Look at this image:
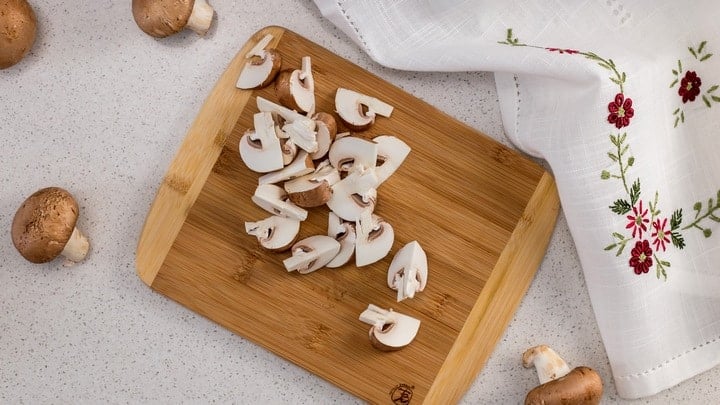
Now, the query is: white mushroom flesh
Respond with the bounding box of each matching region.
[326,170,378,222]
[258,150,314,185]
[355,210,394,267]
[283,235,341,274]
[359,304,420,350]
[245,215,301,251]
[186,0,215,36]
[373,135,411,185]
[522,345,572,384]
[328,136,378,173]
[326,212,356,268]
[239,112,284,173]
[251,184,308,221]
[387,240,428,302]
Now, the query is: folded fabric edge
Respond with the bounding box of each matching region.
[614,335,720,399]
[494,73,544,159]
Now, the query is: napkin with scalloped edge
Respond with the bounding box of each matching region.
[314,0,720,399]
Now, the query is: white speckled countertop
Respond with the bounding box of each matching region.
[1,1,718,403]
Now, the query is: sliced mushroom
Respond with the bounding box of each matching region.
[132,0,214,38]
[0,0,37,69]
[326,170,378,222]
[310,112,337,160]
[251,184,307,221]
[387,241,428,302]
[373,135,411,185]
[11,187,90,265]
[523,345,603,405]
[283,235,341,274]
[326,212,356,268]
[328,136,378,173]
[258,150,314,185]
[239,112,284,173]
[358,304,420,351]
[283,162,340,207]
[335,88,393,131]
[280,138,297,166]
[275,56,315,114]
[236,34,282,90]
[257,96,315,130]
[282,119,318,153]
[245,215,300,252]
[355,210,394,267]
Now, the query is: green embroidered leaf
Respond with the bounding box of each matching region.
[629,179,641,206]
[601,170,611,180]
[669,79,678,88]
[619,132,627,144]
[670,209,683,230]
[610,199,632,215]
[678,59,683,72]
[598,62,611,70]
[610,134,618,146]
[608,152,619,162]
[620,144,629,157]
[671,232,686,249]
[694,201,703,218]
[610,77,621,85]
[709,198,714,211]
[689,47,698,58]
[703,95,712,108]
[621,72,626,83]
[672,107,680,115]
[674,117,680,127]
[608,59,616,67]
[704,228,713,237]
[701,53,713,61]
[672,69,678,75]
[612,232,625,239]
[661,260,671,267]
[604,243,617,251]
[681,110,685,122]
[627,156,635,167]
[712,95,720,102]
[699,40,707,53]
[708,85,719,93]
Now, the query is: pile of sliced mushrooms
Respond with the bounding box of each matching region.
[236,34,428,351]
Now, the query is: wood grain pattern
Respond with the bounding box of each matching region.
[136,26,560,404]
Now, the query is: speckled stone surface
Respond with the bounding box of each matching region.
[1,1,718,403]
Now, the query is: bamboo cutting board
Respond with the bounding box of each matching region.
[136,26,560,404]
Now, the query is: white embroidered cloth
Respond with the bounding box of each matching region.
[314,0,720,399]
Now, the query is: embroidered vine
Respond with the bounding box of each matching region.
[670,41,720,127]
[499,28,720,280]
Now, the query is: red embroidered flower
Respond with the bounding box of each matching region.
[678,71,702,103]
[607,93,634,129]
[546,47,579,54]
[626,200,649,239]
[629,240,653,274]
[652,218,672,252]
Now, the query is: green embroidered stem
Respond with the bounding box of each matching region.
[604,232,632,256]
[581,52,627,93]
[602,133,633,196]
[654,254,670,280]
[682,190,720,237]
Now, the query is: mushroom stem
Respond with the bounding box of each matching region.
[300,56,312,81]
[247,34,274,58]
[60,227,90,264]
[523,345,572,384]
[359,304,395,328]
[397,269,420,301]
[186,0,214,36]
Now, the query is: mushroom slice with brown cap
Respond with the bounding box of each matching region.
[387,241,428,302]
[258,150,314,185]
[282,120,318,154]
[245,215,300,252]
[11,187,90,265]
[236,34,282,89]
[326,170,378,222]
[257,96,315,130]
[283,161,340,207]
[132,0,215,38]
[283,235,341,274]
[310,112,337,160]
[335,88,393,131]
[355,210,394,267]
[239,112,284,173]
[359,304,420,351]
[328,136,378,173]
[373,135,411,186]
[326,212,356,268]
[0,0,37,69]
[280,138,297,166]
[251,184,308,221]
[523,345,603,405]
[275,56,315,114]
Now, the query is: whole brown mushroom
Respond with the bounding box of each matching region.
[11,187,90,265]
[132,0,214,38]
[0,0,37,69]
[523,345,603,405]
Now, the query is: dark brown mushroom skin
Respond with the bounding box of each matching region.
[0,0,37,69]
[11,187,79,263]
[131,0,194,38]
[525,366,603,405]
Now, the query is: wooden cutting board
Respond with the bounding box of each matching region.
[136,26,560,404]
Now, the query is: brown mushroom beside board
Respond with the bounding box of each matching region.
[11,187,90,265]
[0,0,37,69]
[523,345,603,405]
[131,0,214,38]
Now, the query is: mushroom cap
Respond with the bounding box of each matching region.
[11,187,79,263]
[131,0,195,38]
[525,366,603,405]
[0,0,37,69]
